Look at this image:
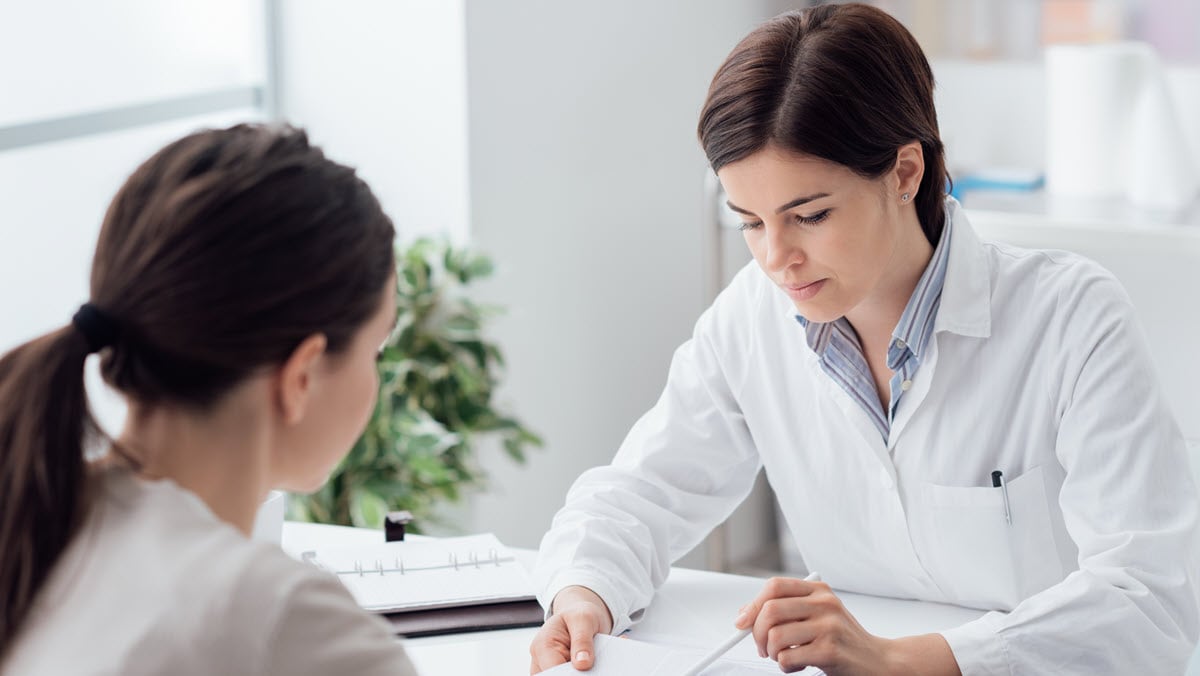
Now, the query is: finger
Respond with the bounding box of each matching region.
[739,576,825,629]
[775,640,830,674]
[751,576,826,607]
[777,648,811,675]
[765,619,821,663]
[751,597,815,659]
[530,642,570,673]
[743,577,829,654]
[530,641,570,672]
[529,619,572,673]
[734,578,792,633]
[563,610,601,670]
[734,602,754,630]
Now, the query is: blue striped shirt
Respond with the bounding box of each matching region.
[796,212,953,440]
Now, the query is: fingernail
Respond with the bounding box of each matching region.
[735,611,749,627]
[575,650,591,663]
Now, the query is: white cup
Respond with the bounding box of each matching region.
[251,490,287,544]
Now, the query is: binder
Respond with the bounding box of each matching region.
[302,533,544,636]
[383,599,544,638]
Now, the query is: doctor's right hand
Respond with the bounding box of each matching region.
[529,586,614,674]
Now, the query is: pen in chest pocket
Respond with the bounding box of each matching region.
[991,470,1012,525]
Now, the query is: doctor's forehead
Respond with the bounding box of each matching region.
[718,148,856,211]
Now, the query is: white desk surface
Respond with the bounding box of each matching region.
[282,522,986,674]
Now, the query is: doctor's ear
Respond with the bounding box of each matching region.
[275,333,328,425]
[892,141,925,203]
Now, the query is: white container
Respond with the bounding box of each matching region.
[1045,41,1198,209]
[1044,42,1145,198]
[1126,52,1200,210]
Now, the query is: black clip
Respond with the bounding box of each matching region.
[385,510,414,542]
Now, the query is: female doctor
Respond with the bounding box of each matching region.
[529,4,1200,675]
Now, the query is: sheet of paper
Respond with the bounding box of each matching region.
[308,533,536,611]
[540,635,824,675]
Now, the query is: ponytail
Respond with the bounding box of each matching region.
[0,324,99,654]
[0,123,397,654]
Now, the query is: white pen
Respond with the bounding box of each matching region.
[679,571,821,676]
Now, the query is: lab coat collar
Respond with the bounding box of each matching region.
[933,197,992,339]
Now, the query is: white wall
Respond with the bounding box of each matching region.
[459,1,779,560]
[0,1,266,433]
[0,0,263,126]
[274,0,471,242]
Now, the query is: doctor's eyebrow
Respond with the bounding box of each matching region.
[726,192,832,216]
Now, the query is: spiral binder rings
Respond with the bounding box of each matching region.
[302,533,543,636]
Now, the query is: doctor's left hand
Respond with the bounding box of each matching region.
[737,577,961,676]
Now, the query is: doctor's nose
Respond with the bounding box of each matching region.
[762,225,805,273]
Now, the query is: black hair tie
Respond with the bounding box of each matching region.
[71,303,119,354]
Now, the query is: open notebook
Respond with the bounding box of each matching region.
[302,533,543,635]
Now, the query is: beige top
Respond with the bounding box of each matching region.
[4,468,418,676]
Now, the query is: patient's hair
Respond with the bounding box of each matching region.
[697,2,949,245]
[0,124,395,652]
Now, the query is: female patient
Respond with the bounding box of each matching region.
[0,124,417,674]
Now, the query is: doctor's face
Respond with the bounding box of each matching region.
[718,145,900,323]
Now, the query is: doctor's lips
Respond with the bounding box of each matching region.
[783,278,827,301]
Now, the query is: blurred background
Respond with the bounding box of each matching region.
[2,0,1199,578]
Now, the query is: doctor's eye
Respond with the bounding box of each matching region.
[795,209,831,226]
[738,220,763,232]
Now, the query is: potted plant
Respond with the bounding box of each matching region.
[288,238,541,531]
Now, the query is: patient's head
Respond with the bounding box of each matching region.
[92,123,394,409]
[0,123,395,651]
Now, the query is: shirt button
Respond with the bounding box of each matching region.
[901,379,913,391]
[893,339,906,349]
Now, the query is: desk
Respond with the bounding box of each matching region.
[283,522,985,673]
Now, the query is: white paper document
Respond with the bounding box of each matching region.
[541,635,824,675]
[305,533,535,612]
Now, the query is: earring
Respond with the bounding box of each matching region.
[901,193,911,202]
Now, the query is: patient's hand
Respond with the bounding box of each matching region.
[529,586,614,674]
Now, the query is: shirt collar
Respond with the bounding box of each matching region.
[886,203,953,368]
[795,314,822,349]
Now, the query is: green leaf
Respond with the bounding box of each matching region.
[349,487,390,529]
[299,237,540,528]
[502,437,527,463]
[463,254,494,282]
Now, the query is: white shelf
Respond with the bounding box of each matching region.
[960,189,1200,230]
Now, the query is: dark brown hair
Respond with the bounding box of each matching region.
[698,2,949,244]
[0,123,395,651]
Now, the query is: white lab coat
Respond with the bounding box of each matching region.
[534,200,1200,674]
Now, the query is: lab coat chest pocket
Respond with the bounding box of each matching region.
[918,465,1063,610]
